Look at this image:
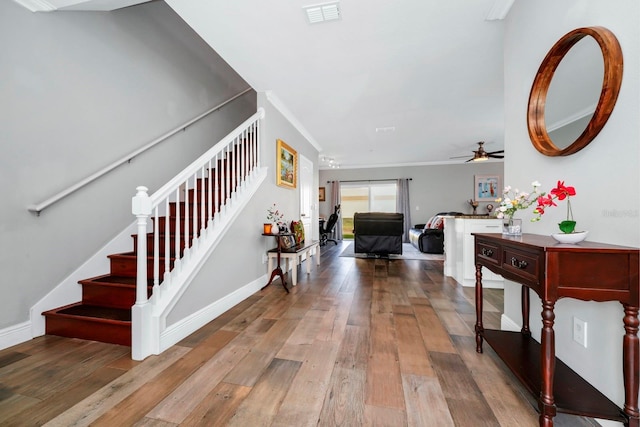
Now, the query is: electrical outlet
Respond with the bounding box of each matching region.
[262,253,268,264]
[573,317,587,348]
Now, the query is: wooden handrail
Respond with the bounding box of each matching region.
[27,87,253,215]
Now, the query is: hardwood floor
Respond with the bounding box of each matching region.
[0,241,599,426]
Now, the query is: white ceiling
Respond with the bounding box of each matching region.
[17,0,514,168]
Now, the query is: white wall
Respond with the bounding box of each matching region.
[319,162,504,224]
[0,1,255,330]
[504,1,639,424]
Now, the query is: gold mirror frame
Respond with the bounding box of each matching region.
[527,26,623,156]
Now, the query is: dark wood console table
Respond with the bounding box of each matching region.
[473,233,639,427]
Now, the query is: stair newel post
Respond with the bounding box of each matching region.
[131,186,153,361]
[132,186,151,305]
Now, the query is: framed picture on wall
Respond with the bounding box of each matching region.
[276,139,297,189]
[474,175,501,202]
[319,187,326,202]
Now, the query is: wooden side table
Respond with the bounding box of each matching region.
[261,233,293,293]
[473,233,639,427]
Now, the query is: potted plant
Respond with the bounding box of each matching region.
[533,181,586,243]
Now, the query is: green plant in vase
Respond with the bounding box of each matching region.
[532,181,577,233]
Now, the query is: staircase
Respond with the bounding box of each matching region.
[42,110,266,353]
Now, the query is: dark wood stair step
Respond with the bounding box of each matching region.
[108,252,175,278]
[79,274,153,309]
[43,303,131,346]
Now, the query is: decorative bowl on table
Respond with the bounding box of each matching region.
[551,231,588,244]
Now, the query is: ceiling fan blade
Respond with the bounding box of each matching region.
[450,155,473,159]
[487,150,504,155]
[488,154,504,158]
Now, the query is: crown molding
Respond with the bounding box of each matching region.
[12,0,149,12]
[485,0,515,21]
[13,0,56,12]
[264,91,323,153]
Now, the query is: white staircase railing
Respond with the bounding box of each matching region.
[131,108,266,360]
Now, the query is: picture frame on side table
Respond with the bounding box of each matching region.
[474,175,501,202]
[277,139,297,188]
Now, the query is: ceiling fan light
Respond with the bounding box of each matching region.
[473,156,488,162]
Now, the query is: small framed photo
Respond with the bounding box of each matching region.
[276,139,297,189]
[319,187,326,202]
[474,175,501,202]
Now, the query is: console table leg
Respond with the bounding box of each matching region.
[522,285,531,336]
[623,304,639,427]
[475,264,484,353]
[539,300,557,427]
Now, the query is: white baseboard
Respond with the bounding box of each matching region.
[159,274,267,353]
[500,313,521,331]
[0,321,32,351]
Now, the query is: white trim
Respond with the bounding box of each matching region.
[321,158,504,170]
[0,321,32,350]
[500,313,521,332]
[12,0,56,12]
[546,103,598,132]
[265,91,323,152]
[485,0,515,21]
[158,274,267,353]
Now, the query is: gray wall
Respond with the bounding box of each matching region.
[504,0,639,420]
[167,92,319,323]
[319,162,504,225]
[0,1,255,329]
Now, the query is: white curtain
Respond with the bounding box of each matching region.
[330,180,343,240]
[397,178,412,243]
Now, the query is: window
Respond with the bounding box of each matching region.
[340,182,397,238]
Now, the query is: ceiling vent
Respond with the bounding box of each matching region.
[304,2,341,24]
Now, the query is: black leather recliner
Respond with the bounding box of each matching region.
[353,212,404,255]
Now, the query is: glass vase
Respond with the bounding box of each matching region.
[502,217,522,236]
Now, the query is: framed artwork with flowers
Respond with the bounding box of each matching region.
[474,175,501,202]
[276,139,297,189]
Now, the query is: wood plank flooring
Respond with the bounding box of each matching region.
[0,241,599,426]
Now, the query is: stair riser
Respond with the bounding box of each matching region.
[169,202,216,219]
[82,283,139,309]
[132,234,187,258]
[109,255,174,278]
[152,217,202,238]
[45,316,131,346]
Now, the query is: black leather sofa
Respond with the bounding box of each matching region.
[409,212,463,254]
[353,212,404,255]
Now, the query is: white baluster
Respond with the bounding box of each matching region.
[164,198,170,284]
[174,187,181,273]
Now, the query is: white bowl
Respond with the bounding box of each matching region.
[551,231,588,244]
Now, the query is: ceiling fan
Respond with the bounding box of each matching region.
[451,141,504,162]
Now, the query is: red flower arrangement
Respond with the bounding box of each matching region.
[532,181,577,233]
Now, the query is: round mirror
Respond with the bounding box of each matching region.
[527,27,623,156]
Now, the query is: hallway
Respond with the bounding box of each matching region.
[0,241,596,426]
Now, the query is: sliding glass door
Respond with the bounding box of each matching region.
[340,182,397,238]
